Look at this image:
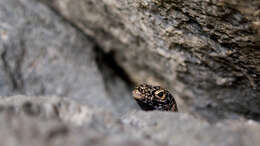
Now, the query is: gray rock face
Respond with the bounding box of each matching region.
[0,95,260,146]
[0,95,155,146]
[1,0,260,145]
[0,0,138,115]
[40,0,260,121]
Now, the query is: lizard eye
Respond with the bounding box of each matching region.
[155,90,166,100]
[157,92,164,97]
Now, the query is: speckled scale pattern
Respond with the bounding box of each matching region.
[132,84,178,112]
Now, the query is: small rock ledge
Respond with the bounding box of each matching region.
[0,95,259,146]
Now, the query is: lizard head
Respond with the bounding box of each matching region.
[132,84,178,112]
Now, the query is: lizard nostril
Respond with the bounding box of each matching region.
[132,89,143,99]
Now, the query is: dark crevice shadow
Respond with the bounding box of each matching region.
[93,45,139,114]
[93,45,135,90]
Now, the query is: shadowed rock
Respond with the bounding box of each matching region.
[39,0,260,122]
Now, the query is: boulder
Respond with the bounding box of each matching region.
[40,0,260,121]
[0,0,138,115]
[0,95,259,146]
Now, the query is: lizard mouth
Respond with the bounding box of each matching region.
[132,89,143,99]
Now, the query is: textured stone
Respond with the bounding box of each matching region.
[0,95,260,146]
[0,0,138,115]
[1,0,260,144]
[40,0,260,122]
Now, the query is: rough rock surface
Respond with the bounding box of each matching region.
[0,95,260,146]
[1,0,260,145]
[0,0,138,115]
[40,0,260,121]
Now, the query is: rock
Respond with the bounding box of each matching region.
[123,111,260,146]
[0,95,168,146]
[0,0,138,115]
[40,0,260,122]
[0,95,114,125]
[0,95,260,146]
[1,0,260,144]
